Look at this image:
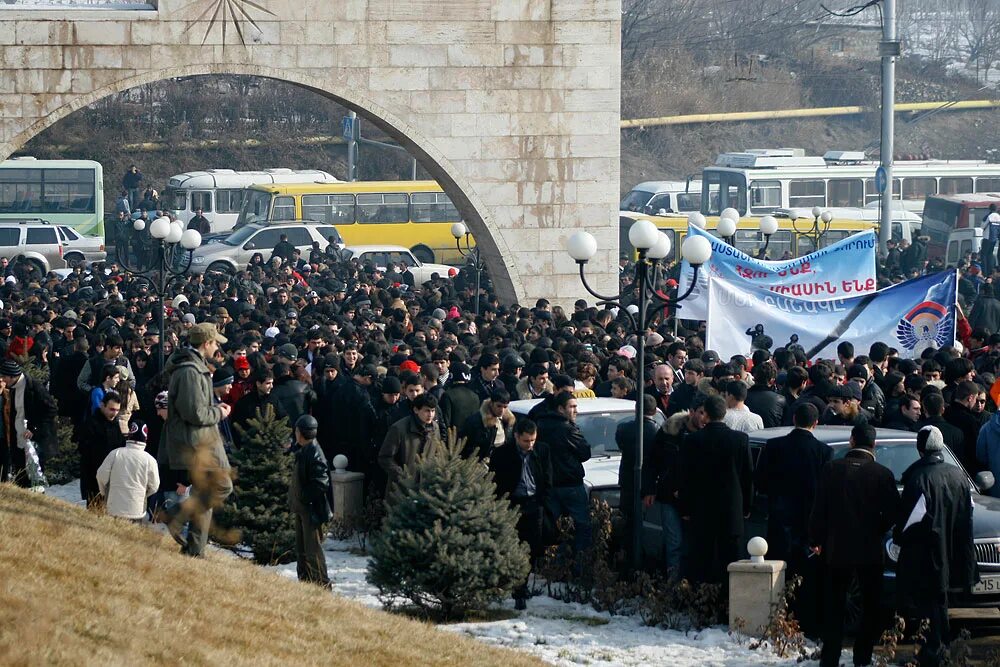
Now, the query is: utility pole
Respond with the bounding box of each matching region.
[346,110,357,182]
[878,0,899,257]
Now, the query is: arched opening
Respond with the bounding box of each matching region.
[1,64,524,303]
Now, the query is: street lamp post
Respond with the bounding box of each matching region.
[790,206,834,252]
[116,216,202,371]
[567,220,712,571]
[450,222,484,317]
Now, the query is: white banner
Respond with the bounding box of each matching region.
[677,225,878,320]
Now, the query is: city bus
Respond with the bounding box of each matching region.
[234,181,466,263]
[0,157,105,237]
[700,149,1000,218]
[163,168,337,233]
[619,209,914,262]
[921,192,1000,258]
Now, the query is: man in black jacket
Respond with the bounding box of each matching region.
[327,365,377,472]
[470,352,503,401]
[230,367,283,449]
[288,415,332,588]
[459,389,514,460]
[615,394,660,563]
[745,361,786,428]
[664,359,704,417]
[489,418,551,609]
[944,380,986,475]
[270,361,316,426]
[754,402,831,633]
[439,362,480,431]
[809,424,899,667]
[76,391,126,506]
[883,395,922,432]
[678,394,753,585]
[919,391,964,458]
[0,359,59,487]
[894,426,978,666]
[536,392,592,556]
[271,234,296,265]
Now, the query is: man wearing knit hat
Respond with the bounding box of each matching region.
[96,423,160,522]
[0,359,57,487]
[894,426,978,666]
[162,322,232,557]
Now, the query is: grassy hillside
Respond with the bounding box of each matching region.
[0,485,543,667]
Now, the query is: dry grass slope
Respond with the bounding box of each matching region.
[0,485,543,667]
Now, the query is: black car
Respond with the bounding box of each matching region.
[747,427,1000,612]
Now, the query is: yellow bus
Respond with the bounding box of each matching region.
[618,211,911,261]
[234,180,466,263]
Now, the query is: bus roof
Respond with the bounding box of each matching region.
[1,157,103,170]
[631,180,702,192]
[245,180,445,195]
[926,192,1000,205]
[166,169,337,189]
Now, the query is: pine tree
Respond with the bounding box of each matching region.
[216,406,296,565]
[366,438,530,620]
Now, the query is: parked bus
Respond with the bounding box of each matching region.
[619,209,914,262]
[163,168,337,233]
[921,192,1000,258]
[0,157,104,237]
[234,181,465,263]
[700,149,1000,218]
[620,179,702,215]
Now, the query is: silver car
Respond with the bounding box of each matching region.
[58,225,106,266]
[189,221,344,274]
[0,219,67,273]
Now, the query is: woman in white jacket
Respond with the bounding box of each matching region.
[96,423,160,521]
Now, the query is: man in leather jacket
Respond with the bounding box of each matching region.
[270,361,316,425]
[289,414,332,587]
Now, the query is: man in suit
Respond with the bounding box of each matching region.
[678,394,753,585]
[489,418,551,610]
[809,424,899,667]
[754,402,831,633]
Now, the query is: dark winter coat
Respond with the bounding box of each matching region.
[918,416,965,461]
[754,427,832,561]
[78,412,126,483]
[439,382,480,431]
[809,449,899,567]
[271,240,296,264]
[490,439,551,501]
[900,238,928,274]
[161,348,228,472]
[378,415,443,485]
[664,381,698,417]
[230,390,284,449]
[470,372,502,402]
[745,385,786,428]
[678,421,753,537]
[327,379,376,458]
[615,415,660,516]
[649,412,693,504]
[535,410,590,488]
[894,452,978,608]
[459,399,515,460]
[289,439,333,527]
[945,403,986,474]
[3,374,58,458]
[861,381,886,426]
[270,375,316,425]
[970,295,1000,334]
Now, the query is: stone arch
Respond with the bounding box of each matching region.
[1,63,526,303]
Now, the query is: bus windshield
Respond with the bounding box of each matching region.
[922,198,961,248]
[701,169,746,216]
[163,188,186,211]
[620,189,654,212]
[236,190,272,229]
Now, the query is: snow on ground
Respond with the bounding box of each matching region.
[44,479,815,665]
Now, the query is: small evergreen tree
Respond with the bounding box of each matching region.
[367,438,530,620]
[216,406,295,565]
[42,416,79,486]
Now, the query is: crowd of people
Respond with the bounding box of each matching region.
[0,222,998,665]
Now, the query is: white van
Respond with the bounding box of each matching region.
[620,180,701,215]
[163,169,337,233]
[946,227,982,267]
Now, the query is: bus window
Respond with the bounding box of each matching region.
[789,180,826,209]
[411,192,460,222]
[749,180,781,213]
[357,193,408,223]
[42,169,96,213]
[901,177,936,200]
[237,190,272,227]
[820,231,849,248]
[975,177,1000,192]
[827,179,864,207]
[864,177,901,205]
[733,229,791,259]
[970,207,991,228]
[216,189,246,214]
[302,194,355,224]
[190,191,213,212]
[165,189,187,211]
[272,196,295,221]
[675,192,700,212]
[921,198,959,248]
[939,177,973,195]
[701,170,746,215]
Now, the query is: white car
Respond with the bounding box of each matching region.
[188,222,344,275]
[58,226,107,266]
[344,245,453,284]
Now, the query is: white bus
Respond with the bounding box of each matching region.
[700,149,1000,218]
[163,168,337,233]
[0,157,104,237]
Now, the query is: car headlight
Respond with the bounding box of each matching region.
[192,256,205,264]
[885,538,900,563]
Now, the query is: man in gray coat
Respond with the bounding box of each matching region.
[163,322,233,557]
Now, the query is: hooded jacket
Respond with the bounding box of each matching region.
[161,348,228,472]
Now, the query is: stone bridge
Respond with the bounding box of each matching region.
[0,0,620,305]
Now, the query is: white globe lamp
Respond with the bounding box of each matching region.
[647,232,672,260]
[720,207,740,222]
[747,536,768,563]
[149,216,171,240]
[133,219,146,232]
[166,222,183,244]
[821,210,834,224]
[759,215,779,236]
[687,212,707,229]
[681,234,712,266]
[628,219,660,250]
[811,205,823,219]
[566,231,598,263]
[450,222,467,239]
[717,215,737,238]
[180,229,202,251]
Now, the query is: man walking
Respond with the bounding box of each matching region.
[809,424,899,667]
[678,394,753,585]
[894,426,978,666]
[162,323,233,557]
[289,414,333,588]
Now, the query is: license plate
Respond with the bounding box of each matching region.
[973,576,1000,594]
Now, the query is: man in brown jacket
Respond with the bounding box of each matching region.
[378,393,443,487]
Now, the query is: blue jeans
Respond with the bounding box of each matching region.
[658,502,683,579]
[548,484,592,555]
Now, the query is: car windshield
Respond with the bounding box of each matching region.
[222,226,259,246]
[619,189,654,212]
[576,412,632,457]
[829,442,966,484]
